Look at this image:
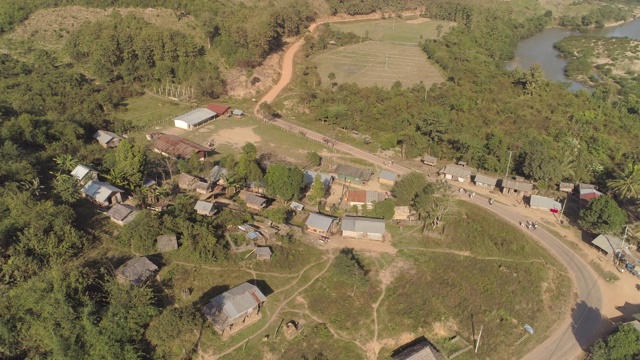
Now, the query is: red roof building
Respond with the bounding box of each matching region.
[207,103,231,115]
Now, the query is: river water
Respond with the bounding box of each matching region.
[507,17,640,91]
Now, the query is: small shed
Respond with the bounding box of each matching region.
[239,191,267,210]
[305,212,337,236]
[255,247,272,260]
[502,179,533,198]
[174,108,217,130]
[209,165,229,185]
[529,195,561,211]
[157,234,178,252]
[290,202,304,211]
[591,234,624,256]
[115,257,158,286]
[107,204,138,226]
[422,154,438,166]
[346,189,386,208]
[341,216,386,241]
[195,200,216,216]
[93,130,122,148]
[393,340,444,360]
[559,182,574,193]
[303,170,334,188]
[580,188,603,203]
[82,180,124,206]
[393,206,415,221]
[202,282,267,336]
[232,109,244,117]
[440,164,471,183]
[379,170,399,186]
[70,164,98,184]
[474,173,498,189]
[207,103,231,116]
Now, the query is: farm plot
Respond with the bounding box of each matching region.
[313,41,444,89]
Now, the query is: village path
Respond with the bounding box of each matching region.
[253,11,607,360]
[207,253,335,360]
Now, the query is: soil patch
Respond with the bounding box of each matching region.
[208,126,262,149]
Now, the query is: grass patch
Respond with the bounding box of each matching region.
[119,93,194,129]
[330,18,455,43]
[312,41,444,89]
[589,260,620,283]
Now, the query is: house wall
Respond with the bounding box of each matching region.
[107,193,123,206]
[107,139,120,148]
[110,218,126,226]
[196,209,213,216]
[379,178,395,186]
[367,232,384,241]
[342,230,384,240]
[174,120,191,130]
[475,182,493,189]
[306,225,328,236]
[247,203,264,211]
[502,188,527,197]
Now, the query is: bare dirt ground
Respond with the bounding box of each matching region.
[206,126,262,149]
[322,235,397,255]
[224,52,282,98]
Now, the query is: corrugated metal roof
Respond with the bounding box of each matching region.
[529,195,561,210]
[502,179,533,191]
[71,164,92,180]
[207,103,231,114]
[107,204,136,222]
[203,282,267,329]
[195,200,215,213]
[93,130,121,144]
[115,257,158,286]
[157,234,178,252]
[82,180,123,203]
[474,173,498,186]
[248,231,262,240]
[209,165,228,183]
[422,154,438,164]
[333,164,372,181]
[580,188,602,201]
[393,341,443,360]
[232,109,244,115]
[441,164,471,178]
[341,216,386,234]
[255,247,272,256]
[303,170,334,186]
[153,134,210,159]
[379,170,398,182]
[174,108,216,126]
[346,189,385,204]
[306,212,336,231]
[591,234,624,255]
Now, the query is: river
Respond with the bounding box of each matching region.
[507,17,640,91]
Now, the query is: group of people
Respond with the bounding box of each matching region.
[520,220,538,230]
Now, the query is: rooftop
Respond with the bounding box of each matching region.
[70,164,93,180]
[115,257,158,286]
[209,165,228,183]
[207,103,231,114]
[502,179,533,191]
[174,108,216,126]
[529,195,561,210]
[107,204,137,223]
[93,130,121,144]
[379,170,399,182]
[332,164,372,181]
[591,234,624,255]
[153,134,210,159]
[393,341,443,360]
[157,234,178,252]
[82,180,124,203]
[255,247,272,257]
[306,212,336,231]
[195,200,215,213]
[341,216,386,234]
[474,173,498,186]
[347,189,386,204]
[441,164,471,178]
[202,282,267,329]
[303,170,334,186]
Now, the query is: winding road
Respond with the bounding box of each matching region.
[253,16,606,360]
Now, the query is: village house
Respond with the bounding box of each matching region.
[176,173,211,194]
[255,247,272,260]
[559,182,574,193]
[305,212,337,236]
[194,200,217,216]
[81,180,124,207]
[207,103,231,116]
[153,134,210,160]
[529,195,562,211]
[580,188,603,203]
[107,204,138,226]
[157,234,178,253]
[70,164,98,184]
[393,340,444,360]
[330,164,372,184]
[341,216,386,241]
[440,164,472,183]
[501,179,533,198]
[303,170,334,188]
[173,108,217,130]
[238,190,267,211]
[290,201,304,211]
[232,109,244,118]
[421,154,438,166]
[202,282,267,337]
[209,165,229,185]
[115,257,158,286]
[378,170,399,186]
[473,173,498,189]
[346,189,386,208]
[591,234,625,256]
[93,130,122,148]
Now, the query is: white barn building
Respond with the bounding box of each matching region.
[174,108,217,130]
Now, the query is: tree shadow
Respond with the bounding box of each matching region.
[571,300,611,350]
[610,302,640,324]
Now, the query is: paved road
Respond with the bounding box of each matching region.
[253,17,606,360]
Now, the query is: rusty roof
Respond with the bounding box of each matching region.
[153,134,210,159]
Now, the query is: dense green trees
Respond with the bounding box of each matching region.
[392,172,428,206]
[264,164,305,202]
[589,323,640,360]
[580,196,628,234]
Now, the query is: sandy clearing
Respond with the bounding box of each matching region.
[207,126,261,149]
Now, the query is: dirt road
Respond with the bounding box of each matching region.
[253,14,606,360]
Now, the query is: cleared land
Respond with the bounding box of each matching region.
[119,93,194,130]
[313,41,444,89]
[330,17,455,43]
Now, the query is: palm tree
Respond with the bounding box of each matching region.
[608,161,640,199]
[53,154,78,172]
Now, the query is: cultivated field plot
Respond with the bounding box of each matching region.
[330,17,455,43]
[313,41,444,88]
[119,94,193,130]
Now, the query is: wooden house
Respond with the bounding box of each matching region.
[93,130,122,148]
[474,173,498,189]
[255,247,272,260]
[70,164,98,184]
[115,257,158,286]
[194,200,217,216]
[341,216,386,241]
[202,282,267,337]
[378,170,399,186]
[107,204,138,226]
[81,180,124,206]
[421,154,438,166]
[440,164,472,183]
[305,212,337,236]
[501,179,533,198]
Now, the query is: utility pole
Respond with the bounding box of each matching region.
[475,325,484,353]
[617,225,629,267]
[385,53,389,70]
[504,151,513,178]
[558,197,567,223]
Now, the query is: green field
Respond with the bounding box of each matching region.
[119,93,194,129]
[330,18,455,43]
[313,41,444,89]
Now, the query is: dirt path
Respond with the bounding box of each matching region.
[205,254,335,359]
[170,260,300,277]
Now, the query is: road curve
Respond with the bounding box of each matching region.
[253,18,606,360]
